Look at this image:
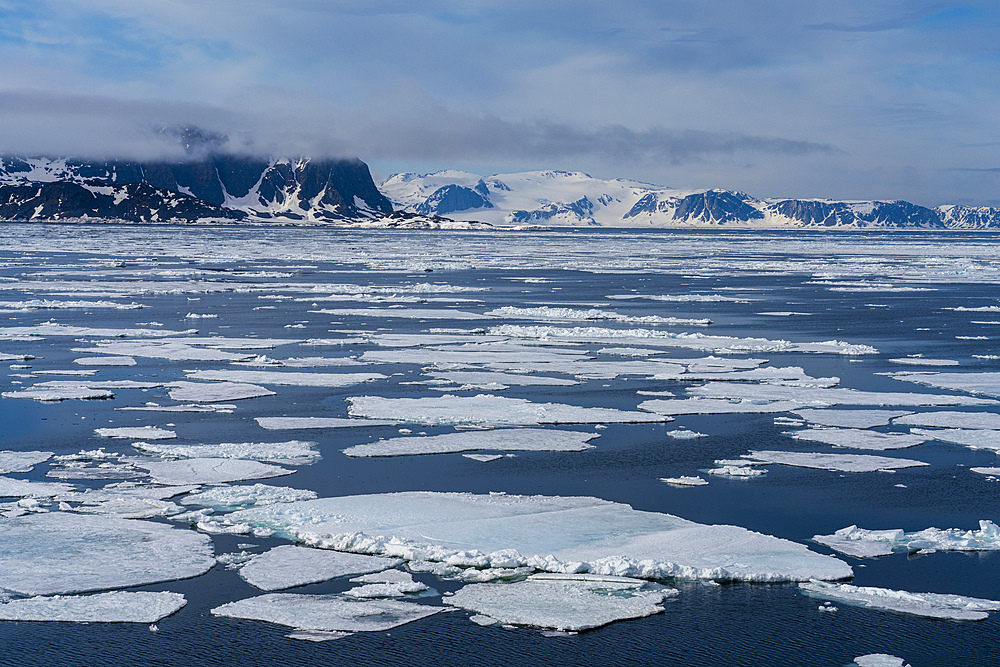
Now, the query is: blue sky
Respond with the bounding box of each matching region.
[0,1,998,205]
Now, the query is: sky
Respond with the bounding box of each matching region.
[0,1,998,206]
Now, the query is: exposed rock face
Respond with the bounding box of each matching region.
[0,155,393,223]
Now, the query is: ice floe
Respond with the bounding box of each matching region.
[909,428,1000,452]
[799,581,1000,621]
[167,381,276,403]
[0,451,52,474]
[181,483,317,510]
[660,476,708,486]
[485,306,710,326]
[639,398,806,415]
[445,573,676,631]
[139,458,294,486]
[185,369,387,387]
[0,591,186,623]
[132,440,319,465]
[0,477,77,498]
[342,429,599,458]
[226,491,851,582]
[238,545,402,591]
[813,520,1000,558]
[0,512,214,595]
[893,411,1000,430]
[707,466,766,477]
[741,451,928,472]
[95,426,177,440]
[313,307,492,320]
[348,394,672,425]
[854,655,910,667]
[792,409,913,429]
[255,417,397,430]
[888,358,959,367]
[427,371,578,387]
[890,371,1000,398]
[688,383,996,407]
[787,428,928,451]
[211,594,441,633]
[73,356,137,366]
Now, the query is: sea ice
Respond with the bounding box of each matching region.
[238,545,402,591]
[185,369,387,387]
[792,409,913,429]
[854,655,910,667]
[786,428,927,451]
[660,476,708,486]
[167,381,276,403]
[255,417,398,430]
[888,358,959,367]
[139,458,294,485]
[707,466,766,477]
[688,383,995,407]
[0,591,186,623]
[742,451,928,472]
[463,454,503,462]
[428,371,578,387]
[445,573,676,631]
[119,403,237,413]
[313,307,492,320]
[639,398,806,415]
[210,594,441,632]
[95,426,177,440]
[485,306,710,326]
[893,411,1000,430]
[908,429,1000,453]
[73,356,137,366]
[0,512,214,595]
[181,483,318,509]
[799,581,1000,621]
[348,394,672,425]
[813,520,1000,558]
[0,451,52,474]
[0,477,76,498]
[970,467,1000,476]
[132,440,319,465]
[227,491,851,582]
[889,371,1000,398]
[342,429,599,458]
[2,383,115,401]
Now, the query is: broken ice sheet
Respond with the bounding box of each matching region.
[181,483,317,510]
[167,381,275,403]
[139,458,294,485]
[792,409,914,429]
[184,369,387,387]
[342,429,598,458]
[813,520,1000,558]
[238,545,402,591]
[348,394,671,425]
[799,581,1000,621]
[132,440,319,465]
[210,594,441,632]
[95,426,177,440]
[255,417,397,430]
[0,451,52,474]
[0,512,214,595]
[786,428,928,451]
[0,591,186,623]
[742,451,928,472]
[227,491,851,582]
[445,573,676,631]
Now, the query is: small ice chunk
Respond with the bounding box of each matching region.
[463,454,503,462]
[793,409,913,429]
[255,417,397,430]
[787,428,927,451]
[800,581,1000,620]
[95,426,176,440]
[743,451,928,473]
[343,429,599,458]
[211,594,441,632]
[854,655,910,667]
[285,629,352,642]
[445,573,677,631]
[343,580,431,598]
[0,591,186,623]
[238,545,402,591]
[665,429,707,439]
[0,451,53,474]
[659,476,708,486]
[140,458,294,485]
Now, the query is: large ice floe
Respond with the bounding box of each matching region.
[210,594,441,634]
[238,545,402,591]
[223,491,851,582]
[799,581,1000,621]
[813,520,1000,558]
[0,512,214,595]
[786,428,928,451]
[342,429,599,458]
[0,591,186,623]
[132,440,319,465]
[445,573,677,631]
[347,395,671,425]
[741,451,928,472]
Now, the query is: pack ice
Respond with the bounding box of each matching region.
[0,512,214,595]
[226,491,851,582]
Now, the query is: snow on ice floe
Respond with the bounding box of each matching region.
[0,591,186,623]
[167,381,276,403]
[792,409,913,429]
[813,520,1000,558]
[484,306,711,326]
[225,491,851,582]
[854,655,910,667]
[181,483,317,510]
[255,417,397,430]
[184,369,386,387]
[786,428,928,451]
[342,429,599,458]
[238,545,402,591]
[890,371,1000,397]
[910,429,1000,453]
[445,573,676,631]
[687,382,997,407]
[488,325,878,355]
[742,451,928,472]
[139,458,294,486]
[639,398,806,415]
[210,594,441,633]
[73,356,137,366]
[133,440,319,465]
[0,451,52,474]
[95,426,176,440]
[347,394,672,425]
[0,512,214,595]
[312,307,493,320]
[799,581,1000,621]
[893,411,1000,430]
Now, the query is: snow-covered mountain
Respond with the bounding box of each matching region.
[380,170,1000,229]
[0,155,394,223]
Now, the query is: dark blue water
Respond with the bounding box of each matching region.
[2,226,1000,666]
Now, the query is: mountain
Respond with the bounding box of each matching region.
[0,155,394,223]
[380,170,1000,229]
